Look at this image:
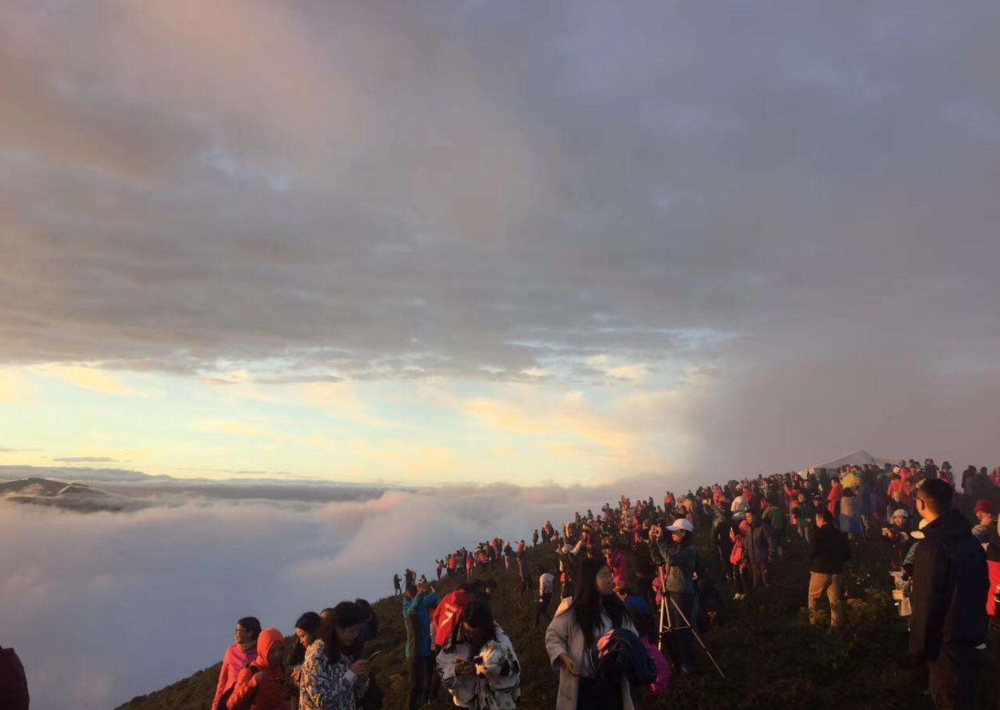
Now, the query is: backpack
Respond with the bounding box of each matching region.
[0,646,29,710]
[729,538,745,566]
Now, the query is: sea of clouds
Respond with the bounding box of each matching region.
[0,479,658,710]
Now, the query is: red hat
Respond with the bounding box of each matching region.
[974,500,997,516]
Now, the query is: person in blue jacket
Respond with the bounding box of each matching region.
[404,580,439,710]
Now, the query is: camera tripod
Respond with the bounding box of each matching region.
[656,565,725,678]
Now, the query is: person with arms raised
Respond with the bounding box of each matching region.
[404,580,439,710]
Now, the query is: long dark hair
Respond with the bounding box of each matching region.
[572,558,629,647]
[448,599,497,652]
[325,601,364,663]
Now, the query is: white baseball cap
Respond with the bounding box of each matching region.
[666,518,694,533]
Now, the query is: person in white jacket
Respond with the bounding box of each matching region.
[545,557,637,710]
[437,600,520,709]
[731,495,748,521]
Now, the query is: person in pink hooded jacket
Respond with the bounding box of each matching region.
[228,628,289,710]
[212,617,261,710]
[827,478,844,521]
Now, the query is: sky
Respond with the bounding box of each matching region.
[3,0,1000,486]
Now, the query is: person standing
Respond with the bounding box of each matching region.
[761,501,786,558]
[296,609,370,710]
[911,479,988,710]
[742,509,771,591]
[212,617,261,710]
[807,510,850,628]
[535,563,555,627]
[545,558,638,710]
[227,628,288,710]
[436,600,520,709]
[393,574,402,596]
[791,492,816,545]
[649,519,699,673]
[712,509,734,582]
[517,553,530,596]
[403,581,439,710]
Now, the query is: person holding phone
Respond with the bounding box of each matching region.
[437,600,520,709]
[297,605,371,710]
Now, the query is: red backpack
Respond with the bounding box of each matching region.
[431,590,471,647]
[0,645,29,710]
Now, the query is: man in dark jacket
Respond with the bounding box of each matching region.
[911,478,988,710]
[743,509,771,590]
[711,509,734,581]
[807,509,851,628]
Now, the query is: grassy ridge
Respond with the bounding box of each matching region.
[116,528,998,710]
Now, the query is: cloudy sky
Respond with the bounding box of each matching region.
[3,0,1000,486]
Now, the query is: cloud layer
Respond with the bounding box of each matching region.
[0,482,639,710]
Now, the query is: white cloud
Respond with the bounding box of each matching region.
[37,365,149,398]
[0,480,661,710]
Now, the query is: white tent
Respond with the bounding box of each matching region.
[808,449,892,472]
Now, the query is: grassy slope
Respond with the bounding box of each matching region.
[115,529,999,710]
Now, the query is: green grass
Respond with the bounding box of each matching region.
[115,529,998,710]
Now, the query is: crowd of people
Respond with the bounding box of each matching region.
[202,456,998,710]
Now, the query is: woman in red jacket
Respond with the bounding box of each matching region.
[228,628,289,710]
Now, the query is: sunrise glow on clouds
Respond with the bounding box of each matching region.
[0,357,699,485]
[3,0,1000,485]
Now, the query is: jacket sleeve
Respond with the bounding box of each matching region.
[544,612,571,668]
[225,668,255,710]
[211,655,232,710]
[437,646,477,704]
[422,591,439,611]
[300,650,338,708]
[807,530,820,562]
[909,539,949,661]
[403,592,423,618]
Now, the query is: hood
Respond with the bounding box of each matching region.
[255,628,285,670]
